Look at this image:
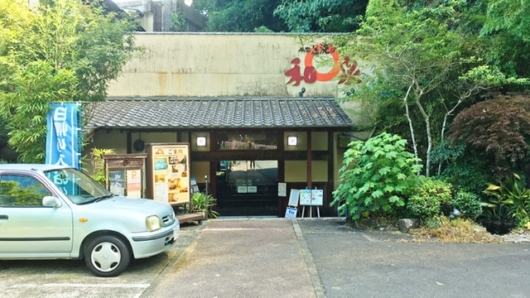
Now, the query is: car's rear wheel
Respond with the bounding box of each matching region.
[84,235,130,277]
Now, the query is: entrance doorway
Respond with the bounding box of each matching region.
[216,160,278,216]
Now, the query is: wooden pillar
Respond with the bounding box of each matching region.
[307,130,312,188]
[126,131,132,153]
[209,131,217,198]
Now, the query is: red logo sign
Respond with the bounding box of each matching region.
[285,43,362,86]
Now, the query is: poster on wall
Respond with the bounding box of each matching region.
[126,169,142,198]
[147,143,190,205]
[278,182,287,197]
[109,170,125,196]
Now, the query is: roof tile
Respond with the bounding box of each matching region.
[85,97,353,130]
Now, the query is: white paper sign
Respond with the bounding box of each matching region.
[278,182,287,197]
[288,189,300,207]
[300,189,312,205]
[311,189,324,206]
[285,207,297,218]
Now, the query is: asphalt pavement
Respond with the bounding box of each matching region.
[2,218,529,298]
[144,218,530,298]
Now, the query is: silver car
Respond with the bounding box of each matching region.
[0,164,179,277]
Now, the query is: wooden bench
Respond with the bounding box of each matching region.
[176,212,205,224]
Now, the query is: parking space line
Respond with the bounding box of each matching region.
[8,283,150,289]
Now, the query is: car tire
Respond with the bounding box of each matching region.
[84,235,130,277]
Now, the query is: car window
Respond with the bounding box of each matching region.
[44,168,112,204]
[0,174,52,207]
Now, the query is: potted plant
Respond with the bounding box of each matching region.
[190,192,219,219]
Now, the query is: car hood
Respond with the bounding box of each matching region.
[86,196,173,217]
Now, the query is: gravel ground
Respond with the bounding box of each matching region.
[500,229,530,243]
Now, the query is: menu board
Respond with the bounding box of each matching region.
[147,143,190,205]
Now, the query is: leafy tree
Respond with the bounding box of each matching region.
[481,0,530,78]
[193,0,288,32]
[273,0,368,32]
[0,0,137,162]
[333,0,513,176]
[449,93,530,177]
[171,11,187,32]
[331,132,423,221]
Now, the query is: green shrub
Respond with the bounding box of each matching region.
[451,191,482,220]
[482,173,530,227]
[407,195,442,219]
[331,132,423,220]
[406,177,452,220]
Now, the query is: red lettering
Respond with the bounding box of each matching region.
[285,58,304,86]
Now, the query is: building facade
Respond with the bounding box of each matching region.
[85,33,367,217]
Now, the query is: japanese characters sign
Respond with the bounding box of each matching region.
[45,102,81,169]
[146,143,190,205]
[285,43,362,86]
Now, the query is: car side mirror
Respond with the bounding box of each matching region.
[42,196,62,208]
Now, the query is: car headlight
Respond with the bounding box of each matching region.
[146,215,162,231]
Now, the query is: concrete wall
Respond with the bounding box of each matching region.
[107,33,364,98]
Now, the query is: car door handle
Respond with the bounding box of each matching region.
[0,215,8,220]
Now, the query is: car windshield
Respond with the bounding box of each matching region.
[44,168,113,205]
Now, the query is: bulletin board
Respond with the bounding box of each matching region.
[299,189,312,205]
[145,143,190,205]
[299,189,324,206]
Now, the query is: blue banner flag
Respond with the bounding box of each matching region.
[45,102,82,169]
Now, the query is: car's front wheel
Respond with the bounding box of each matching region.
[84,235,130,277]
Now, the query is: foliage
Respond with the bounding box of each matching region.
[273,0,367,32]
[449,93,530,176]
[193,0,287,32]
[87,148,115,186]
[438,151,491,194]
[482,173,530,227]
[406,177,452,220]
[451,190,483,220]
[171,11,187,32]
[190,192,219,218]
[335,1,476,176]
[481,0,530,78]
[331,132,422,221]
[333,0,525,177]
[0,0,137,162]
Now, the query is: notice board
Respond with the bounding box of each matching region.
[145,143,190,205]
[299,189,324,206]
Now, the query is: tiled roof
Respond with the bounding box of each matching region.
[85,97,354,130]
